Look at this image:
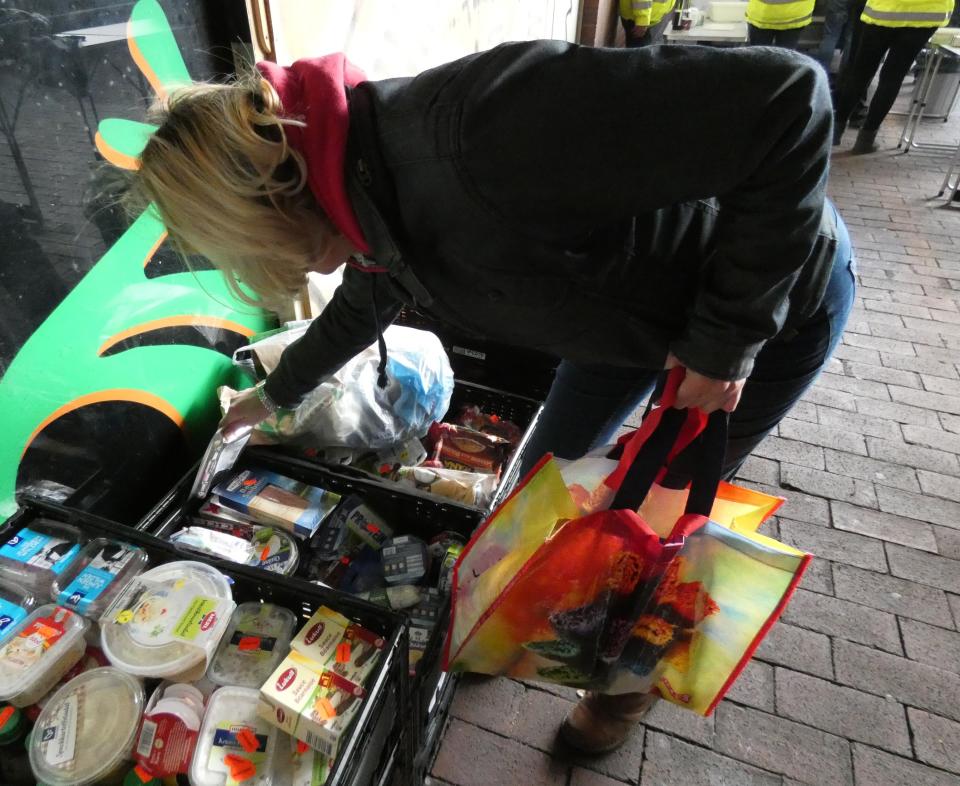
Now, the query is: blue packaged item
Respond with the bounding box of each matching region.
[51,539,149,618]
[0,520,84,596]
[0,579,36,645]
[213,467,341,538]
[337,546,387,595]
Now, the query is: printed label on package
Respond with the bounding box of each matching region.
[40,692,78,767]
[229,630,278,656]
[58,546,137,613]
[1,529,80,574]
[0,609,70,671]
[0,598,27,637]
[209,720,270,786]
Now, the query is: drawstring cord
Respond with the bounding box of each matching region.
[370,275,389,389]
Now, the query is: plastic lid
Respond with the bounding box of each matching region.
[190,685,277,786]
[0,604,90,704]
[100,562,233,679]
[30,667,145,786]
[0,703,24,744]
[51,539,149,619]
[251,528,299,576]
[207,603,296,689]
[0,521,84,596]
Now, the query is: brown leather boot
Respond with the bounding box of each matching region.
[559,691,659,754]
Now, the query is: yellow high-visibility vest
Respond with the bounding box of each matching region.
[620,0,678,28]
[861,0,954,27]
[746,0,815,29]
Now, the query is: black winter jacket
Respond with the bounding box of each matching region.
[264,40,837,408]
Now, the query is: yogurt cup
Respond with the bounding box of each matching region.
[0,578,36,645]
[0,605,89,707]
[100,561,234,681]
[207,603,296,690]
[51,540,148,619]
[29,667,144,786]
[0,521,84,597]
[190,685,279,786]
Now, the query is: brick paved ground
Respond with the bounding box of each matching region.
[429,87,960,786]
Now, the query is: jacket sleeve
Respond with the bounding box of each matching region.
[263,265,402,408]
[455,41,833,381]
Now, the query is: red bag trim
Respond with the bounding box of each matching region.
[442,451,555,670]
[702,551,813,716]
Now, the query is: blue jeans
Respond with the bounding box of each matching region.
[520,203,856,480]
[816,0,850,72]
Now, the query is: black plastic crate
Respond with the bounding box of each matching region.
[4,498,410,786]
[136,448,484,785]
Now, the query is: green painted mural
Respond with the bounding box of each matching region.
[0,0,271,521]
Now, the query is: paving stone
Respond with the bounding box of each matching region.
[450,676,526,736]
[818,371,893,401]
[867,437,960,475]
[812,412,898,450]
[753,435,825,470]
[857,398,943,428]
[833,343,883,364]
[751,483,832,526]
[798,556,835,594]
[780,419,868,455]
[780,464,877,508]
[902,424,960,454]
[774,668,911,754]
[844,331,917,357]
[803,384,858,411]
[724,659,775,712]
[876,485,960,530]
[754,621,834,679]
[880,352,959,379]
[950,593,960,629]
[831,501,938,551]
[642,731,782,786]
[852,743,960,786]
[737,455,781,486]
[432,719,572,786]
[782,588,903,654]
[643,697,715,747]
[890,386,960,416]
[715,703,853,785]
[833,562,952,627]
[824,448,920,491]
[900,618,960,674]
[786,400,819,423]
[922,375,960,396]
[779,518,887,572]
[835,640,960,722]
[934,525,960,559]
[509,686,574,753]
[886,543,960,594]
[570,768,632,786]
[909,709,960,776]
[942,413,960,434]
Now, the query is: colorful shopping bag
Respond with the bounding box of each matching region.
[445,370,810,716]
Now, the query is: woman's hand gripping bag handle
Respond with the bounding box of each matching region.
[443,369,715,686]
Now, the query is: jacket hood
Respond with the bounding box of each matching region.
[257,55,371,254]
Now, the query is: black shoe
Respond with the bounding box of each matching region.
[833,121,847,146]
[852,127,878,154]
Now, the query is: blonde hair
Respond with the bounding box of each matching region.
[130,73,332,309]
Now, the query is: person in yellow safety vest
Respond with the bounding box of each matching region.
[619,0,678,46]
[834,0,954,152]
[746,0,815,47]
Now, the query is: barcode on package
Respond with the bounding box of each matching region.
[136,719,158,758]
[304,728,336,759]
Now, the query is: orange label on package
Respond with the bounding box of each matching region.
[238,636,261,652]
[0,706,14,728]
[315,696,337,720]
[236,727,259,753]
[335,641,351,663]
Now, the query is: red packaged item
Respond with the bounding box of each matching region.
[426,422,510,475]
[455,405,523,447]
[133,683,205,776]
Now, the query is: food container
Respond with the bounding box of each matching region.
[0,521,84,596]
[133,682,206,776]
[170,526,299,577]
[100,561,235,681]
[208,603,296,689]
[29,667,144,786]
[51,540,148,618]
[0,605,89,707]
[190,685,279,786]
[0,578,36,644]
[708,0,747,21]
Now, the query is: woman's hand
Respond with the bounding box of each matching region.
[219,386,272,442]
[665,354,745,413]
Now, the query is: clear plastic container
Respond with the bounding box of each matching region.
[190,685,279,786]
[51,540,149,619]
[100,561,234,682]
[29,667,145,786]
[0,605,89,707]
[0,521,84,596]
[169,526,299,577]
[207,603,296,689]
[0,578,37,645]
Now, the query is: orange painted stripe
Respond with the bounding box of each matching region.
[143,231,166,269]
[95,130,141,171]
[98,315,255,356]
[127,19,165,98]
[22,389,183,458]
